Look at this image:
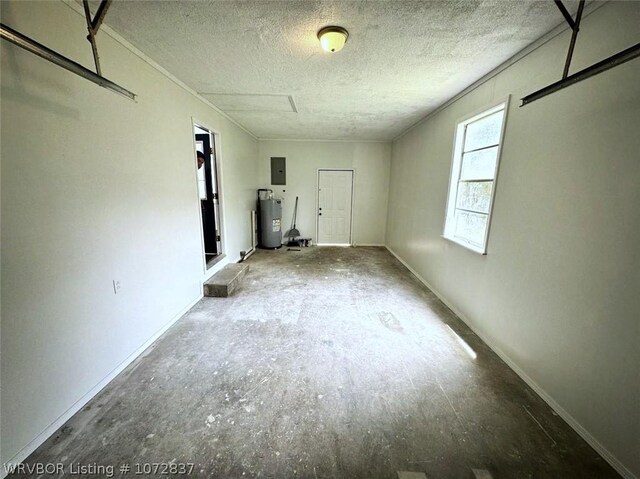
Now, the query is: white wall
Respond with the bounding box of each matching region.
[0,0,258,466]
[258,140,391,245]
[386,2,640,477]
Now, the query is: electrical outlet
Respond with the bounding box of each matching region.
[113,280,121,294]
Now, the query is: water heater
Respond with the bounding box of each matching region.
[259,197,282,249]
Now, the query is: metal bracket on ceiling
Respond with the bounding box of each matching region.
[0,2,136,101]
[555,0,585,79]
[554,0,579,30]
[82,0,111,76]
[521,0,639,106]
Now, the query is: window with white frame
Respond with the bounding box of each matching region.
[443,99,508,254]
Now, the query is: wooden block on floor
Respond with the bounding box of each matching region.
[397,473,427,479]
[203,263,249,297]
[472,470,493,479]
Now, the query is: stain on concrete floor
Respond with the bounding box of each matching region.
[17,247,618,478]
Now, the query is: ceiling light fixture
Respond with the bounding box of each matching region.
[317,26,349,53]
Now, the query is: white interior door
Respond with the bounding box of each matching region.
[317,170,353,245]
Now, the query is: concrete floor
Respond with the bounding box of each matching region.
[19,247,618,478]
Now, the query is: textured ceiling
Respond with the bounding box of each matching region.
[95,0,579,140]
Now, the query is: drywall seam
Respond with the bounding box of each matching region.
[392,1,608,142]
[384,245,635,479]
[58,0,257,140]
[0,294,204,479]
[259,138,391,143]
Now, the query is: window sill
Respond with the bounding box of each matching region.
[206,253,226,269]
[442,235,487,255]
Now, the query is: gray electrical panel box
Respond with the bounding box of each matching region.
[271,157,286,185]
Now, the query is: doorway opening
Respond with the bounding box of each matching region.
[193,122,223,269]
[316,169,354,246]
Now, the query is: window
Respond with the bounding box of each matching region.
[443,99,508,254]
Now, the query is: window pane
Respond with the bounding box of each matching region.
[464,110,504,152]
[198,181,207,200]
[198,167,207,200]
[454,211,488,247]
[197,166,205,183]
[460,146,498,180]
[456,181,493,214]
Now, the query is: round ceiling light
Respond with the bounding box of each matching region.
[317,26,349,53]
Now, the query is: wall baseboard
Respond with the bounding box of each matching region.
[1,294,203,479]
[385,245,635,479]
[354,244,386,247]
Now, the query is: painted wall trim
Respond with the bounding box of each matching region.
[392,1,607,142]
[59,0,257,140]
[0,294,204,479]
[384,245,636,479]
